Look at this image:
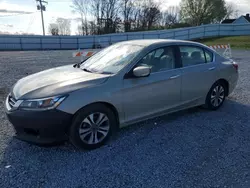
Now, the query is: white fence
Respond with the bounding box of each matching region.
[0,23,250,51]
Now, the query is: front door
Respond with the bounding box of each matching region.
[122,46,182,123]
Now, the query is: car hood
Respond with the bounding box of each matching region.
[12,65,110,100]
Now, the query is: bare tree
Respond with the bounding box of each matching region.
[90,0,102,22]
[71,0,89,35]
[121,0,134,32]
[132,0,161,31]
[88,21,97,35]
[146,5,161,29]
[75,21,97,35]
[224,2,239,19]
[75,24,83,35]
[161,6,179,28]
[89,0,109,34]
[132,0,143,30]
[71,0,184,34]
[48,23,59,35]
[56,18,71,35]
[90,0,121,34]
[103,0,121,33]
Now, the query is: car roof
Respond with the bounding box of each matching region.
[118,39,205,48]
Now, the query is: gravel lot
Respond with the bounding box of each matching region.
[0,49,250,188]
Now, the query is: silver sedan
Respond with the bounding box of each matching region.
[5,39,239,149]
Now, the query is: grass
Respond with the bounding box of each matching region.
[196,36,250,49]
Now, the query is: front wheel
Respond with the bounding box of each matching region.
[69,104,117,150]
[205,82,226,110]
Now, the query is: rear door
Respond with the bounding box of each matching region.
[179,45,217,104]
[122,46,182,122]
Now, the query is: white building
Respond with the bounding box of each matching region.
[221,14,250,24]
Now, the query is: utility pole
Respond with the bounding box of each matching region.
[36,0,47,36]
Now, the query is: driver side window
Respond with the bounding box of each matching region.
[138,46,175,73]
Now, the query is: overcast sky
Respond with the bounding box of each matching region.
[0,0,249,35]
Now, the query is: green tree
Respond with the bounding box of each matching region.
[180,0,227,26]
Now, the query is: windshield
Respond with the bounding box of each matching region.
[80,43,144,74]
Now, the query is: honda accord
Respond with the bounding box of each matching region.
[5,39,238,149]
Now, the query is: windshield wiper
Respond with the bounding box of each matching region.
[73,63,80,68]
[98,71,113,75]
[74,61,84,68]
[82,68,93,73]
[73,57,90,68]
[83,68,112,74]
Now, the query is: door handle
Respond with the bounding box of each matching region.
[208,67,215,71]
[170,75,180,79]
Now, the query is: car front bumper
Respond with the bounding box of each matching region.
[5,106,73,145]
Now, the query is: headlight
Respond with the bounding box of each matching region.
[19,96,66,111]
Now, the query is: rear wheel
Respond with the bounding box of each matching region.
[69,104,116,150]
[205,82,226,110]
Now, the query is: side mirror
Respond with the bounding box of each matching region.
[133,65,151,77]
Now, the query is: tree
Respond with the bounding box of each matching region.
[102,0,121,34]
[89,0,104,34]
[75,21,98,35]
[146,6,161,29]
[49,18,71,36]
[180,0,227,26]
[131,0,142,30]
[88,0,121,34]
[121,0,134,32]
[88,21,97,35]
[48,23,59,35]
[71,0,89,35]
[56,18,71,35]
[224,2,239,19]
[132,0,161,31]
[161,6,180,28]
[75,24,83,35]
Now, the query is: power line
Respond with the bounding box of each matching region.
[26,12,37,33]
[48,0,72,2]
[0,12,35,17]
[36,0,48,36]
[26,14,33,32]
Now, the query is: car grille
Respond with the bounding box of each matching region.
[8,95,17,109]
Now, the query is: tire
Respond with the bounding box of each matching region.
[205,81,226,110]
[69,104,117,150]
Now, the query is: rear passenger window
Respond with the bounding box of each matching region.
[205,50,213,62]
[180,46,206,67]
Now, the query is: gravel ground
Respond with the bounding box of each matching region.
[0,49,250,188]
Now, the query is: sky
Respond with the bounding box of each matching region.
[0,0,249,35]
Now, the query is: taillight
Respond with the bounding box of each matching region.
[232,62,238,71]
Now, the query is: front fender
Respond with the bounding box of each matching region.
[56,80,124,125]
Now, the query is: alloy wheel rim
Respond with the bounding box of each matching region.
[211,85,225,107]
[79,112,110,144]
